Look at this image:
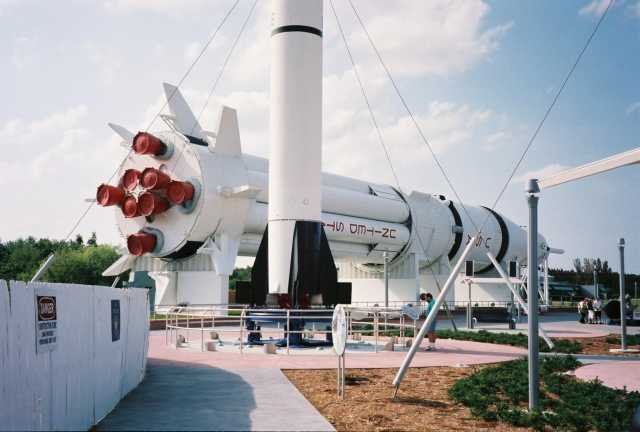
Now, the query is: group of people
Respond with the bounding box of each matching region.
[577,297,603,324]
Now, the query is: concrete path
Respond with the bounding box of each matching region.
[151,332,526,369]
[97,359,334,431]
[574,361,640,392]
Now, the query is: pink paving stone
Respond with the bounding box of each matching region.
[149,331,526,370]
[574,361,640,392]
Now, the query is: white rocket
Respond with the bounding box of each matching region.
[99,0,551,307]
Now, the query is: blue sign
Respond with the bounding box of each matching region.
[111,299,120,342]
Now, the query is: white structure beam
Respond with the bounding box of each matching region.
[538,147,640,189]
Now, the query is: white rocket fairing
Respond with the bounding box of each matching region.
[268,0,326,297]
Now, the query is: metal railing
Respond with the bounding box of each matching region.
[162,304,419,355]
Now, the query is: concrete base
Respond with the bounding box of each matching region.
[609,348,640,353]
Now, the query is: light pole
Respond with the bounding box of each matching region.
[618,238,627,350]
[593,269,598,299]
[383,251,389,308]
[526,179,540,410]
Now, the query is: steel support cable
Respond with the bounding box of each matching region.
[329,0,433,256]
[61,0,241,242]
[328,0,401,190]
[347,0,478,232]
[474,0,613,236]
[172,0,259,172]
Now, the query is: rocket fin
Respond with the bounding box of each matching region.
[214,106,242,155]
[108,123,135,147]
[102,254,137,276]
[162,82,205,139]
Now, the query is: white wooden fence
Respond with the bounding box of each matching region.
[0,280,149,431]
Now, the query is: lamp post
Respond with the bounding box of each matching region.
[383,251,389,308]
[618,238,627,351]
[526,179,540,410]
[593,269,598,299]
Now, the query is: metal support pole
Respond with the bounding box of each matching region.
[383,251,389,308]
[543,258,549,307]
[467,282,473,329]
[486,252,554,349]
[526,180,540,410]
[594,270,598,299]
[30,253,56,282]
[393,237,477,392]
[619,238,627,351]
[430,266,457,331]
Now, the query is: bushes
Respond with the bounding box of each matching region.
[436,329,582,354]
[450,356,640,431]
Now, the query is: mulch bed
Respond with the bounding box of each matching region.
[560,334,640,355]
[284,366,528,431]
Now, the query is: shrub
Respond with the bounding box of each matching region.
[450,356,640,431]
[436,329,582,354]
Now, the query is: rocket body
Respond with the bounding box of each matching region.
[268,0,326,297]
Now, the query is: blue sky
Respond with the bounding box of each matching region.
[1,0,638,272]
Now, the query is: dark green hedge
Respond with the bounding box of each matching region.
[450,356,640,431]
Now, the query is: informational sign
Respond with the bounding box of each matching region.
[111,299,121,342]
[35,292,57,353]
[332,304,347,356]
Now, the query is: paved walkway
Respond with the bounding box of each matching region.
[574,361,640,392]
[151,332,526,369]
[97,359,334,431]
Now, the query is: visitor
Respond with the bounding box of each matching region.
[577,299,587,324]
[593,297,602,324]
[424,293,437,351]
[587,298,595,324]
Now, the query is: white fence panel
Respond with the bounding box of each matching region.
[0,281,149,431]
[0,281,9,427]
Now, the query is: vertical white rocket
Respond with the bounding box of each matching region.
[264,0,336,306]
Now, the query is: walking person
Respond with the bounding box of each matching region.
[587,298,595,324]
[423,293,438,351]
[578,299,586,324]
[593,297,602,324]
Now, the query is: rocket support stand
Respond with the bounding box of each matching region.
[486,252,554,349]
[392,237,477,396]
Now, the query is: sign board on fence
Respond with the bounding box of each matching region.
[111,299,121,342]
[35,289,57,353]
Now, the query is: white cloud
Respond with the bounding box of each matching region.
[579,0,611,17]
[626,101,640,115]
[184,42,201,64]
[515,164,570,184]
[345,0,513,77]
[103,0,210,15]
[482,130,512,152]
[11,35,37,69]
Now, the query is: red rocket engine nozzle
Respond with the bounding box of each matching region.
[96,184,125,206]
[127,231,157,256]
[138,192,170,216]
[121,195,140,218]
[167,180,195,205]
[132,132,167,156]
[140,167,171,190]
[122,169,141,191]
